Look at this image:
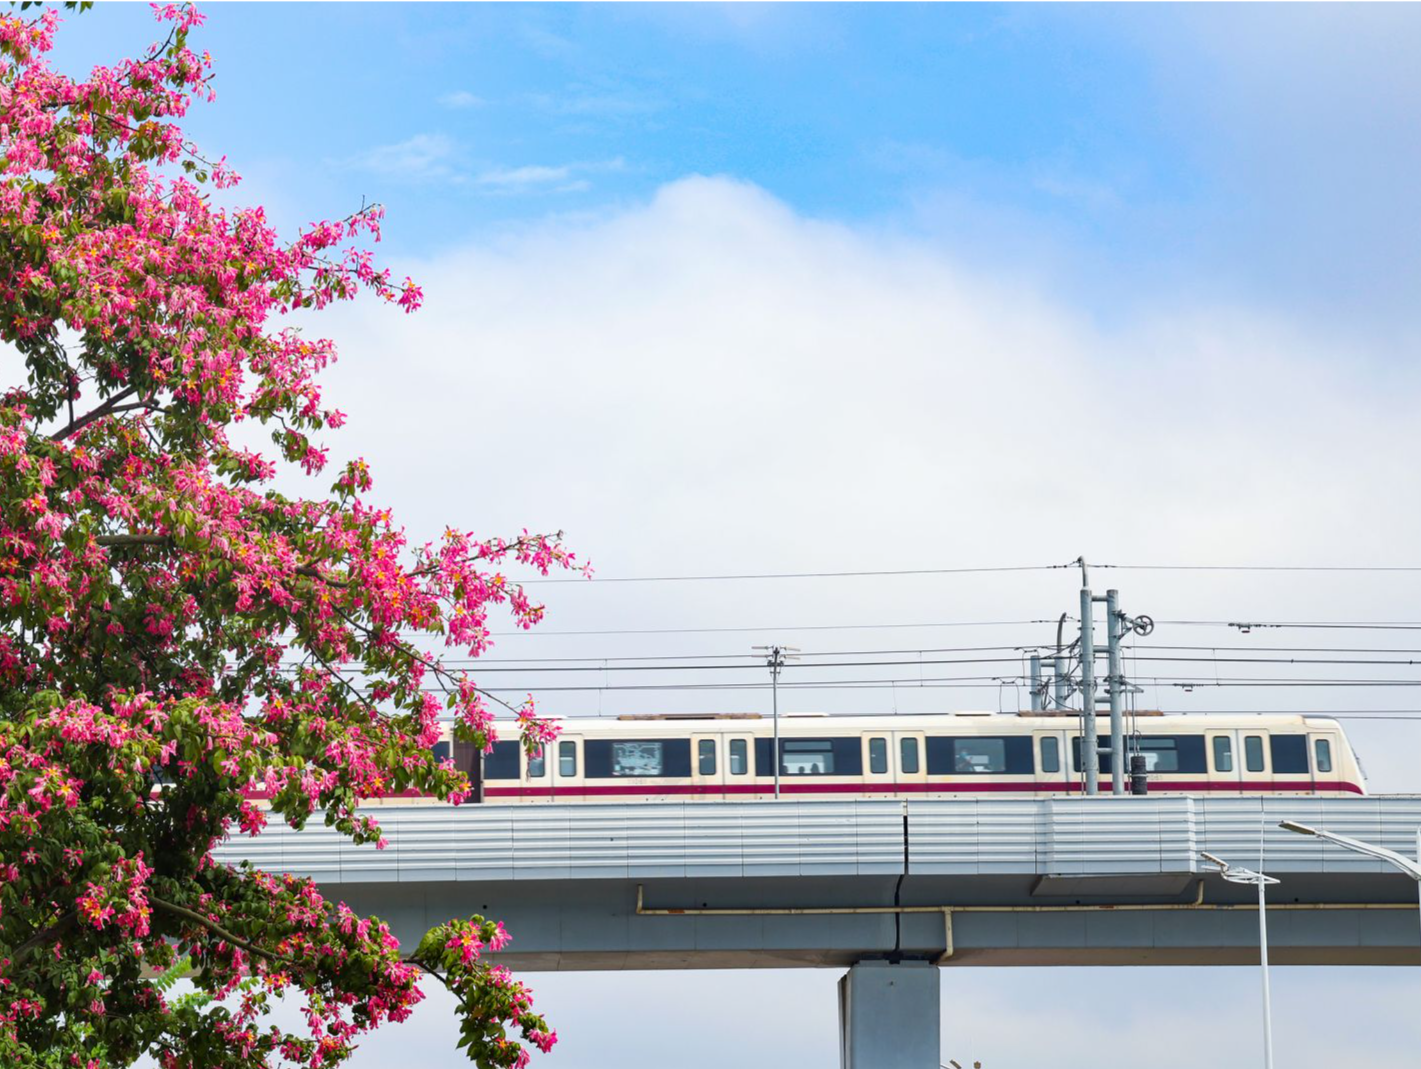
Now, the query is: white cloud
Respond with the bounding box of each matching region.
[472,157,625,193]
[338,137,621,195]
[524,89,664,118]
[474,163,572,188]
[339,133,456,183]
[438,90,483,110]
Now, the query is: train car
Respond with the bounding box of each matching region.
[419,710,1366,803]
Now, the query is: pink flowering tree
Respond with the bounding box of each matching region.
[0,6,574,1066]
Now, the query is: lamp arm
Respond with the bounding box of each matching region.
[1313,830,1421,879]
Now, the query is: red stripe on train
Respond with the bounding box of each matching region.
[480,779,1365,799]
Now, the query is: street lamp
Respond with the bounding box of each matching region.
[1278,820,1421,952]
[1200,850,1280,1069]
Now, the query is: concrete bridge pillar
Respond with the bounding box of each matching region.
[838,961,940,1069]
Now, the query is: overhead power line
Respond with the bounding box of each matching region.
[516,561,1421,585]
[387,673,1421,695]
[280,650,1421,674]
[314,639,1421,665]
[455,619,1065,638]
[522,564,1070,584]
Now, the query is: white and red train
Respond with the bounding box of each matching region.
[423,711,1366,802]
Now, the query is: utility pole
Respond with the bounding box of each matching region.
[753,645,799,799]
[1105,589,1125,795]
[1028,653,1043,712]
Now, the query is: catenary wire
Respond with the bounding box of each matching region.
[521,564,1072,584]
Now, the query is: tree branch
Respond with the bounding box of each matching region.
[96,534,172,548]
[49,385,140,441]
[150,896,296,967]
[9,909,78,968]
[293,564,350,588]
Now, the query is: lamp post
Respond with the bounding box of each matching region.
[1279,820,1421,953]
[1201,850,1280,1069]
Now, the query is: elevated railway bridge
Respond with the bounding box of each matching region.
[221,796,1421,1068]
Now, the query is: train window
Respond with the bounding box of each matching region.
[783,740,835,775]
[1244,735,1265,772]
[1040,737,1060,774]
[432,741,452,764]
[1072,735,1206,775]
[698,739,717,776]
[777,738,864,776]
[483,741,520,780]
[1213,736,1233,773]
[528,748,546,778]
[869,737,888,774]
[729,739,748,775]
[585,740,691,778]
[927,737,1033,775]
[900,738,920,775]
[1137,736,1204,773]
[1270,735,1309,775]
[615,741,663,776]
[559,740,578,778]
[1315,738,1333,773]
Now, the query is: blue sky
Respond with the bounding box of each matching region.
[57,6,1421,1069]
[54,3,1421,334]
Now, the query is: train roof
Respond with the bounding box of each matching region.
[489,711,1347,734]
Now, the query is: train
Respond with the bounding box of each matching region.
[420,710,1366,802]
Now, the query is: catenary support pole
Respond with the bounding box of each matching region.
[1079,587,1098,795]
[770,647,782,800]
[1106,589,1125,796]
[1053,613,1069,711]
[839,961,940,1069]
[1029,653,1043,712]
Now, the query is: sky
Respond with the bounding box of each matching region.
[39,3,1421,1068]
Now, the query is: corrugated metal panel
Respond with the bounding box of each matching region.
[1043,797,1199,875]
[213,796,1421,884]
[906,800,1041,874]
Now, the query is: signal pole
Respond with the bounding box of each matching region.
[754,645,799,799]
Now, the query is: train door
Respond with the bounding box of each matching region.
[864,732,894,797]
[1307,729,1340,793]
[691,733,723,800]
[522,739,552,803]
[894,731,927,798]
[1206,729,1243,794]
[1238,729,1271,794]
[1035,730,1070,794]
[725,733,755,798]
[551,736,582,802]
